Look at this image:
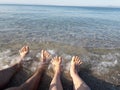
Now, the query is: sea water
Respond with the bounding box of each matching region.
[0,4,120,88]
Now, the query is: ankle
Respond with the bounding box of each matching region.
[70,68,78,77]
[54,65,61,74]
[54,71,61,77]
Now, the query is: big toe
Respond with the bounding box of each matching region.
[58,57,62,64]
[26,46,29,50]
[72,56,75,62]
[71,56,77,64]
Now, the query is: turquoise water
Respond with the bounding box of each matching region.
[0,4,120,48]
[0,4,120,87]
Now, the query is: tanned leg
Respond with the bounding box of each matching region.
[70,56,90,90]
[6,50,51,90]
[49,56,63,90]
[0,46,29,90]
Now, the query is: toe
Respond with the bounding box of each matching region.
[21,46,25,50]
[76,56,79,61]
[78,60,81,64]
[55,56,58,61]
[26,46,29,51]
[72,56,75,62]
[41,50,44,54]
[75,56,78,60]
[80,61,83,65]
[58,57,62,63]
[45,51,50,58]
[41,50,44,58]
[24,46,27,51]
[51,59,54,65]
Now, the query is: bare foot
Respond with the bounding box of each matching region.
[70,56,82,77]
[19,46,29,59]
[17,46,29,64]
[40,50,51,63]
[38,50,51,69]
[51,56,62,74]
[14,46,29,68]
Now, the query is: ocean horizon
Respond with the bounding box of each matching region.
[0,3,120,8]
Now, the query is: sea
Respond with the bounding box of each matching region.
[0,4,120,90]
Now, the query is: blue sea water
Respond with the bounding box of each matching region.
[0,4,120,48]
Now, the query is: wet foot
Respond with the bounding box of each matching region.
[13,46,29,68]
[18,46,29,63]
[70,56,82,77]
[37,50,51,69]
[40,50,51,63]
[19,46,29,59]
[51,56,62,74]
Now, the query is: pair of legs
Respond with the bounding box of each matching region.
[49,56,90,90]
[0,46,50,90]
[0,46,90,90]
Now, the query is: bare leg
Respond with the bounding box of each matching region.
[49,56,63,90]
[6,50,51,90]
[0,46,29,89]
[70,56,90,90]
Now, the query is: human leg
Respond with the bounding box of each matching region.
[6,50,51,90]
[70,56,90,90]
[0,46,29,89]
[49,56,63,90]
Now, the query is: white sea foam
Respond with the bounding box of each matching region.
[2,65,9,69]
[91,53,119,75]
[114,53,120,56]
[99,60,118,67]
[0,49,119,79]
[36,53,41,58]
[30,61,39,72]
[0,50,34,71]
[47,50,56,55]
[0,50,17,70]
[62,54,72,60]
[101,53,117,61]
[65,62,71,71]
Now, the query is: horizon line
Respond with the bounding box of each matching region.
[0,3,120,8]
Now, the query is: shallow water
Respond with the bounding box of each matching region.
[0,4,120,89]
